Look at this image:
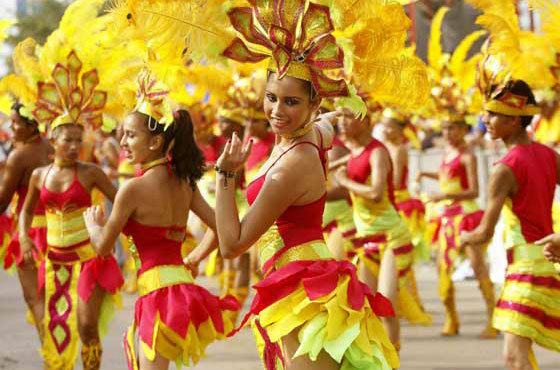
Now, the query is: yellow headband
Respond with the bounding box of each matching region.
[267,59,312,84]
[485,91,540,116]
[382,108,406,123]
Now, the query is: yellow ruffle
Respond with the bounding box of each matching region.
[127,311,235,368]
[256,274,399,369]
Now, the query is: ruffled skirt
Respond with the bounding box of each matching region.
[232,259,400,370]
[124,267,240,369]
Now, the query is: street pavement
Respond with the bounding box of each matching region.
[0,263,557,370]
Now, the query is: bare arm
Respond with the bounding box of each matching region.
[336,147,390,202]
[0,151,27,214]
[18,169,42,264]
[460,164,515,247]
[84,181,137,256]
[186,186,219,265]
[416,171,439,181]
[392,145,407,189]
[91,165,118,202]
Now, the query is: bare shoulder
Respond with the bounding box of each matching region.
[78,161,104,176]
[30,164,52,186]
[315,122,334,149]
[7,145,32,166]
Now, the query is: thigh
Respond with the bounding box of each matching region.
[78,284,105,328]
[358,260,378,293]
[17,262,40,298]
[378,248,398,304]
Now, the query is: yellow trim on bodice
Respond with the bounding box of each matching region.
[46,207,90,248]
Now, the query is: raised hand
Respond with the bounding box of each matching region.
[216,132,253,172]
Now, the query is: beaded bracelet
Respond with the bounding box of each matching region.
[215,165,236,189]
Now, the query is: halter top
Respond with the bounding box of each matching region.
[40,165,92,254]
[439,152,469,194]
[246,132,329,273]
[123,218,186,275]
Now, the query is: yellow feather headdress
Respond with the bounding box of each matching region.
[0,38,43,121]
[33,50,107,131]
[422,6,487,122]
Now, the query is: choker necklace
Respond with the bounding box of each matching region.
[54,158,75,168]
[24,133,41,144]
[140,157,168,174]
[280,122,313,140]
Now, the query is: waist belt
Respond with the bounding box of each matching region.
[137,265,194,297]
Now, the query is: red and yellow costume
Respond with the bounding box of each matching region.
[236,139,399,370]
[347,139,432,326]
[494,142,560,353]
[122,218,240,369]
[431,150,493,334]
[38,166,123,369]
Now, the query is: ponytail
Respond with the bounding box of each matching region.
[136,110,205,189]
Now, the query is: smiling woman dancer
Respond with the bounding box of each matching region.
[203,2,400,370]
[461,80,560,370]
[85,72,239,370]
[20,52,123,370]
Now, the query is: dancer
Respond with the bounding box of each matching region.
[203,1,428,368]
[381,109,427,261]
[84,73,239,369]
[20,51,123,370]
[0,102,50,342]
[416,114,496,337]
[335,107,431,348]
[461,79,560,369]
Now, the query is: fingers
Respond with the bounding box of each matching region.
[242,139,254,161]
[535,234,554,245]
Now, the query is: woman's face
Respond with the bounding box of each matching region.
[483,111,515,140]
[120,113,160,164]
[337,108,368,140]
[441,121,468,146]
[264,74,319,136]
[381,118,403,143]
[52,125,83,162]
[10,110,36,142]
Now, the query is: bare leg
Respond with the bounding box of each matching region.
[139,349,170,370]
[282,330,339,370]
[358,260,378,294]
[17,261,44,343]
[465,243,497,338]
[378,248,400,346]
[504,333,535,370]
[325,229,346,261]
[78,285,105,370]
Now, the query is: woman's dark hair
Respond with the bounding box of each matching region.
[11,102,39,131]
[267,71,318,102]
[138,110,205,189]
[491,80,537,128]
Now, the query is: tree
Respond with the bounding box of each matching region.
[4,0,70,71]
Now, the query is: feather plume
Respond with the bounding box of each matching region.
[428,6,449,74]
[0,75,37,108]
[449,30,486,77]
[527,0,560,47]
